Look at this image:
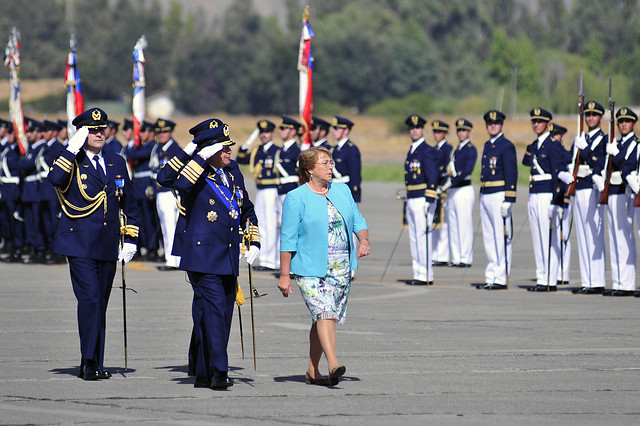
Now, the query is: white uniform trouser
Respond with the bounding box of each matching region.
[432,197,449,262]
[156,191,181,267]
[557,200,571,283]
[573,188,606,288]
[256,187,280,269]
[606,193,636,291]
[479,192,512,285]
[448,185,474,265]
[528,192,560,286]
[406,197,435,282]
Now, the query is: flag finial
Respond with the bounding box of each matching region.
[303,5,310,21]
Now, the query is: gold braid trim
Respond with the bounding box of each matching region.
[249,147,262,179]
[180,159,204,184]
[55,160,108,219]
[171,189,186,216]
[247,224,260,244]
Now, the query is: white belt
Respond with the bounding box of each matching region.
[530,173,551,182]
[279,176,299,184]
[25,173,46,182]
[0,176,19,184]
[611,171,623,185]
[133,170,153,178]
[333,176,350,183]
[577,164,592,178]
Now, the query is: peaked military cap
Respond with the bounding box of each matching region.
[405,114,426,128]
[0,118,10,128]
[140,120,155,132]
[72,108,108,129]
[530,107,553,121]
[122,118,134,131]
[280,115,301,130]
[583,100,605,115]
[57,119,68,128]
[189,118,225,136]
[483,110,506,124]
[333,116,354,129]
[44,120,63,131]
[106,119,120,130]
[25,117,45,132]
[548,122,567,135]
[311,116,330,131]
[455,118,473,131]
[431,120,449,132]
[257,119,276,133]
[155,118,176,132]
[192,123,235,147]
[616,107,638,122]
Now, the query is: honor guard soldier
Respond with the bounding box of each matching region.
[48,108,139,380]
[523,108,570,292]
[120,119,134,157]
[57,119,69,144]
[430,120,453,266]
[549,122,572,285]
[19,118,48,264]
[103,120,122,155]
[404,114,438,285]
[0,124,23,262]
[477,110,517,290]
[126,120,160,260]
[276,115,302,217]
[237,119,280,271]
[601,107,638,296]
[0,118,9,148]
[570,101,607,294]
[310,116,332,149]
[173,123,260,389]
[151,118,183,271]
[331,116,362,203]
[40,120,66,264]
[446,118,477,267]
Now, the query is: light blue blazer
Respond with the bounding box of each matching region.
[280,182,368,277]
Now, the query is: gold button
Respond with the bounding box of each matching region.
[104,222,107,226]
[230,227,234,231]
[70,228,73,231]
[197,241,201,245]
[228,244,232,248]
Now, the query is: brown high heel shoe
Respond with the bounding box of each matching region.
[328,365,346,386]
[305,372,331,386]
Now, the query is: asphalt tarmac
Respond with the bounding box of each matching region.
[2,182,640,425]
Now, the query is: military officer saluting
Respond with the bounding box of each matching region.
[173,123,260,389]
[310,116,332,149]
[48,108,139,380]
[331,116,362,203]
[477,110,517,290]
[446,118,477,268]
[404,114,438,285]
[237,119,280,271]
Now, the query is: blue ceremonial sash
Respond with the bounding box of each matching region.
[206,177,241,225]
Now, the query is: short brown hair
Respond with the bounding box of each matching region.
[298,146,332,183]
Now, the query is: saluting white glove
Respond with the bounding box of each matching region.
[548,204,560,220]
[183,141,198,156]
[423,201,431,216]
[500,202,512,218]
[574,133,588,150]
[558,171,574,185]
[439,179,452,193]
[592,174,605,192]
[626,174,640,194]
[198,143,223,160]
[241,128,260,150]
[606,143,620,157]
[244,245,260,265]
[66,127,89,155]
[118,242,137,264]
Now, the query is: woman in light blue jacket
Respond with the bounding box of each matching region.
[278,146,370,386]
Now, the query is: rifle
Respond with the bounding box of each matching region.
[566,71,584,196]
[598,78,615,204]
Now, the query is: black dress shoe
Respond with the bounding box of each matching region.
[611,290,634,297]
[194,376,211,388]
[456,263,472,268]
[406,280,428,286]
[157,265,179,271]
[432,261,448,267]
[527,285,557,292]
[98,370,112,379]
[602,289,614,296]
[485,284,507,290]
[475,283,489,289]
[572,287,586,294]
[583,287,604,294]
[82,367,100,381]
[211,371,233,389]
[634,291,640,298]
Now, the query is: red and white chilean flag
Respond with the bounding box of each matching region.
[65,35,84,139]
[132,35,147,148]
[298,6,314,150]
[4,27,27,154]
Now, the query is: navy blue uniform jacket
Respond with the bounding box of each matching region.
[332,139,362,202]
[480,134,518,203]
[405,141,438,203]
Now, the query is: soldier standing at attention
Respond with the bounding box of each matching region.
[310,116,332,149]
[103,120,122,155]
[445,118,477,268]
[430,120,453,266]
[0,124,23,262]
[403,114,438,286]
[237,119,280,271]
[331,116,361,203]
[276,115,302,222]
[48,108,138,380]
[477,110,517,290]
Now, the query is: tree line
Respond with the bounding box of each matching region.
[1,0,638,117]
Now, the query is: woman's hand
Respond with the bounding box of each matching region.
[357,240,371,258]
[277,274,293,297]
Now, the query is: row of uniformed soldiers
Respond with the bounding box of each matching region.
[403,104,640,296]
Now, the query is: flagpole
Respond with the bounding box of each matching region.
[132,35,147,149]
[298,5,314,151]
[65,34,84,138]
[4,27,28,155]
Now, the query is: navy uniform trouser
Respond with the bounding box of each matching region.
[68,257,117,370]
[187,272,236,379]
[23,201,45,251]
[40,199,59,250]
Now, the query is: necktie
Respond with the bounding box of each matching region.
[216,169,228,186]
[93,155,106,182]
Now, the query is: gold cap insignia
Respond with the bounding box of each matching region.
[457,119,463,127]
[411,115,418,124]
[433,121,440,127]
[621,108,628,115]
[223,124,230,137]
[207,211,218,222]
[588,101,595,109]
[92,110,101,121]
[259,120,267,129]
[534,108,541,116]
[332,117,339,126]
[158,119,166,128]
[490,111,497,120]
[209,120,218,129]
